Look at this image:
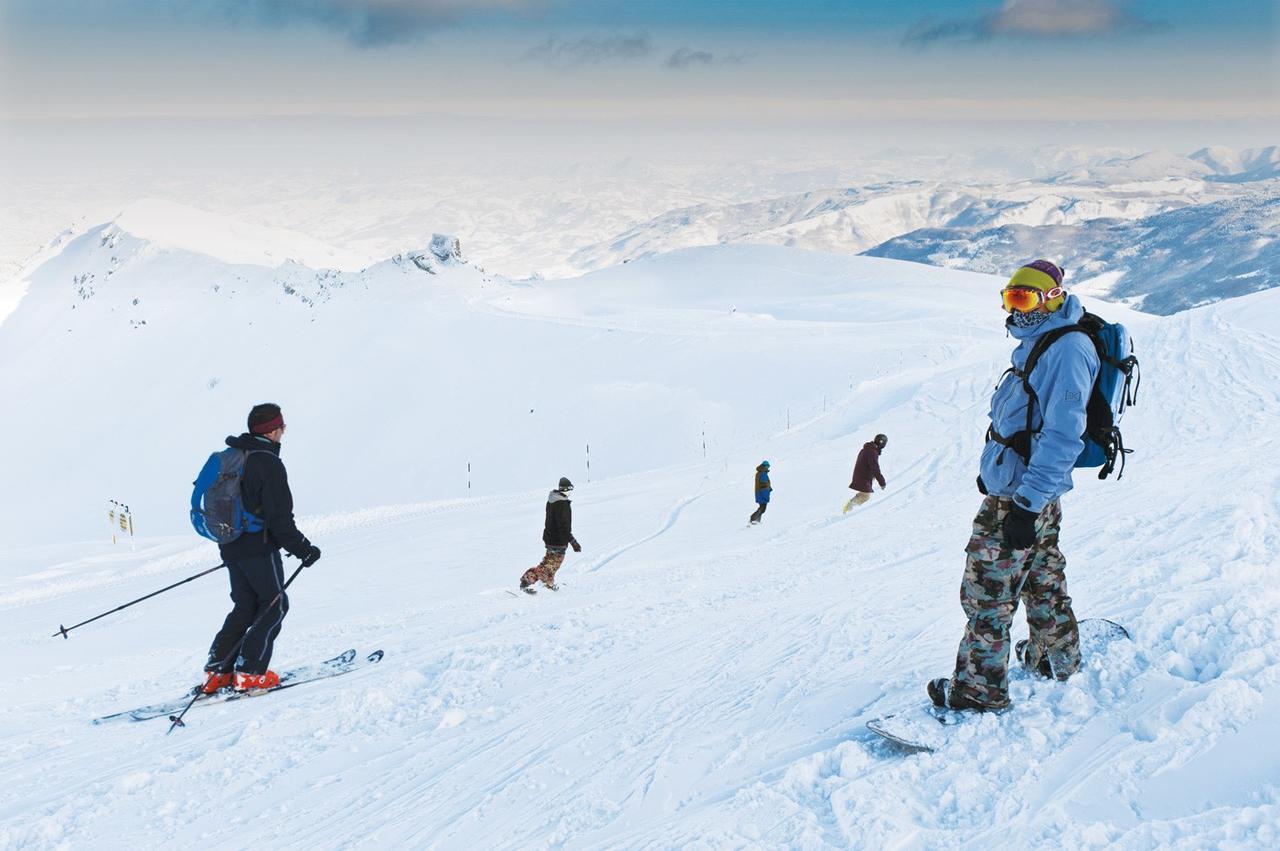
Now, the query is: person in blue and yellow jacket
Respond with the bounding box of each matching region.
[749,461,771,524]
[929,260,1100,713]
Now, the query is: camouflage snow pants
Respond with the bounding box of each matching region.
[520,547,566,589]
[950,496,1081,709]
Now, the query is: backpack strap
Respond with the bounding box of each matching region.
[993,323,1091,464]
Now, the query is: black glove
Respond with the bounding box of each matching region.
[299,545,322,567]
[1001,505,1038,550]
[570,539,582,553]
[976,475,988,495]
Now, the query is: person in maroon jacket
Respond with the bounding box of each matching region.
[844,434,888,512]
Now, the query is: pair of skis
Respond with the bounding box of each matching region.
[93,648,384,726]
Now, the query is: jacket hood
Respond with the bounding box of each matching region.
[226,433,281,455]
[548,489,572,503]
[1006,294,1085,342]
[863,441,881,453]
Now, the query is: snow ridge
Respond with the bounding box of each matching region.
[111,199,373,272]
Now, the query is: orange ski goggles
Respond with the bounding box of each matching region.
[1001,285,1063,313]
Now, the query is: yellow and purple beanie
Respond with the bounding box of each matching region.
[1007,259,1066,312]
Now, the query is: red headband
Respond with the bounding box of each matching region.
[251,414,285,434]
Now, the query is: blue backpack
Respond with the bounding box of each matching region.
[190,448,268,543]
[1009,312,1140,479]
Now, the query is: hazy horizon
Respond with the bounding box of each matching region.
[3,1,1276,135]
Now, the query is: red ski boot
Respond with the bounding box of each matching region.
[201,671,234,694]
[233,670,280,691]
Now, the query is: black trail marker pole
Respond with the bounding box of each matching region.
[166,563,305,733]
[53,564,226,639]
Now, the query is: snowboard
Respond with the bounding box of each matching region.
[92,648,384,724]
[866,618,1129,753]
[507,582,563,597]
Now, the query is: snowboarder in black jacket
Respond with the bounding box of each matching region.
[202,403,321,693]
[520,477,581,593]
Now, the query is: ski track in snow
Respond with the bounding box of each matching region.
[587,492,708,574]
[1,251,1279,848]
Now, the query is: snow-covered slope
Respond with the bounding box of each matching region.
[0,210,995,547]
[867,191,1280,314]
[2,232,1278,847]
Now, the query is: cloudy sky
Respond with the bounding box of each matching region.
[2,0,1275,128]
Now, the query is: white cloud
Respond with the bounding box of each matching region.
[904,0,1164,47]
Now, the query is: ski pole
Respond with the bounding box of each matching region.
[167,563,305,733]
[53,564,226,639]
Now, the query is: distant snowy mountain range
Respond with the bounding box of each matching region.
[868,191,1280,314]
[4,147,1276,333]
[1041,146,1280,185]
[567,182,1186,269]
[1190,145,1280,182]
[569,146,1280,315]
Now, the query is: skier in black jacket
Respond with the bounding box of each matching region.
[202,403,321,693]
[519,477,581,594]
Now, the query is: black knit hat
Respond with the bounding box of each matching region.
[248,403,284,435]
[558,477,574,491]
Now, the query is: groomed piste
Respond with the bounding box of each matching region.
[1,214,1277,847]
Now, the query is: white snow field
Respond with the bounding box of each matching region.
[1,215,1278,848]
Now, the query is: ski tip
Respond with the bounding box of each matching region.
[367,650,385,663]
[324,649,358,666]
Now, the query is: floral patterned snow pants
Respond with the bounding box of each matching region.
[950,496,1081,709]
[520,547,566,588]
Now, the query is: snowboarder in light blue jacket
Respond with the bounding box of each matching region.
[929,260,1100,713]
[979,287,1100,514]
